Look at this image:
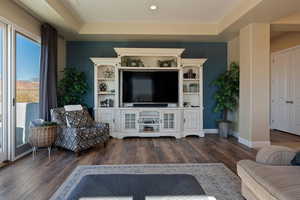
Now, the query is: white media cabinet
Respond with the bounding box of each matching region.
[91,48,207,139]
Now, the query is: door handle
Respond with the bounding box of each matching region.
[286,101,294,104]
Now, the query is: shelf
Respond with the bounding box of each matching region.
[119,66,179,70]
[183,92,200,95]
[98,78,115,81]
[98,92,115,95]
[183,79,200,81]
[138,123,160,125]
[97,107,115,109]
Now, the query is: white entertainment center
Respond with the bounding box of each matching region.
[91,48,207,139]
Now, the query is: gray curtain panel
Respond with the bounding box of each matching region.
[39,23,58,121]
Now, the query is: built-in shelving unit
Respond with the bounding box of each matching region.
[92,58,119,108]
[91,48,207,139]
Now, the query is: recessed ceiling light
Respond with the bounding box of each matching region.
[150,5,158,11]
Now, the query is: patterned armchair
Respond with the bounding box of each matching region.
[50,107,110,154]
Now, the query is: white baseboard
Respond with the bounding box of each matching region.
[232,131,239,138]
[238,137,270,148]
[204,129,218,134]
[238,137,252,147]
[252,141,271,148]
[204,129,239,138]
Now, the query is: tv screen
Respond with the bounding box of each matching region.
[122,71,178,103]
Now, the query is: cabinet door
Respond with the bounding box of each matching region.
[122,111,138,132]
[96,109,115,132]
[184,110,200,132]
[161,111,177,132]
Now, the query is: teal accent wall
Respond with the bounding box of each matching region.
[66,41,227,129]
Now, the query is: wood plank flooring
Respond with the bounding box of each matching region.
[0,131,299,200]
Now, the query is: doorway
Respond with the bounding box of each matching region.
[271,46,300,136]
[13,31,41,157]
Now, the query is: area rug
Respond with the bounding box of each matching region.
[50,163,243,200]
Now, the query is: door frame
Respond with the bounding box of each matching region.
[0,21,8,162]
[11,26,41,160]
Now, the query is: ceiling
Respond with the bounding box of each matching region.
[60,0,242,24]
[14,0,300,41]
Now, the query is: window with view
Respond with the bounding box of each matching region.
[15,32,41,153]
[16,33,40,103]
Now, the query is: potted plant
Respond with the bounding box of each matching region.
[58,67,88,107]
[212,62,239,138]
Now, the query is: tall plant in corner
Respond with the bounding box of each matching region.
[212,62,239,137]
[58,67,88,107]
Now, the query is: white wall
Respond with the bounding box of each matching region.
[239,23,270,148]
[271,32,300,53]
[0,0,41,36]
[228,36,240,65]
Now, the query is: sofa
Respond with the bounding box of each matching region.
[50,107,110,154]
[237,145,300,200]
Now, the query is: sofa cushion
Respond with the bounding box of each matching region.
[238,160,300,200]
[256,145,296,166]
[65,110,94,128]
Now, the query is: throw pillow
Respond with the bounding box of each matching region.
[291,152,300,166]
[65,109,94,128]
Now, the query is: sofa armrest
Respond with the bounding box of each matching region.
[256,145,296,166]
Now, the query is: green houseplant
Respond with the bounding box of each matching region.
[212,62,239,138]
[58,67,88,107]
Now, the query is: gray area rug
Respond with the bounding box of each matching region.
[50,163,243,200]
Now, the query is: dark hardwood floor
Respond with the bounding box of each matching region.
[0,131,299,200]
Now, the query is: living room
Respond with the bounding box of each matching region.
[0,0,300,200]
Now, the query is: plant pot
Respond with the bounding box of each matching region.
[218,121,231,138]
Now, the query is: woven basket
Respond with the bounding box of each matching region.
[29,126,57,147]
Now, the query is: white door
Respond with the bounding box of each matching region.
[271,47,300,135]
[122,110,138,133]
[14,31,41,157]
[183,110,200,132]
[0,22,7,162]
[96,109,115,132]
[271,52,290,132]
[161,111,177,132]
[290,48,300,135]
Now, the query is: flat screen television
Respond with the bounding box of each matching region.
[122,71,178,103]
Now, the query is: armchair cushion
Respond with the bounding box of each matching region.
[256,145,296,166]
[65,109,94,128]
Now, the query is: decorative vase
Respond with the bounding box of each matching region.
[99,82,107,92]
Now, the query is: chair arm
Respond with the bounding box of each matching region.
[94,122,109,129]
[256,145,296,166]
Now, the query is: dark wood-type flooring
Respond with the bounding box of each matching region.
[0,131,299,200]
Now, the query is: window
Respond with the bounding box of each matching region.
[15,32,41,150]
[16,33,40,103]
